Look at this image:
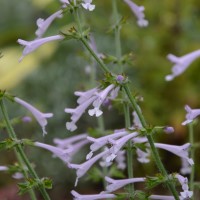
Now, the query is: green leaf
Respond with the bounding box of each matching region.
[18,177,52,195]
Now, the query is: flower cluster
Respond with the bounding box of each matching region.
[65,84,120,131]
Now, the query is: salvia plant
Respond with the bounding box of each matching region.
[0,0,200,200]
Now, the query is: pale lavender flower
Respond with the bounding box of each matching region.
[12,172,24,179]
[149,195,176,200]
[136,148,151,163]
[71,190,116,200]
[132,109,143,129]
[123,0,148,27]
[0,166,8,171]
[69,149,109,186]
[35,142,70,164]
[115,150,126,170]
[163,126,174,134]
[81,0,95,11]
[54,133,88,149]
[175,174,193,199]
[106,132,138,162]
[60,0,70,8]
[75,88,98,105]
[65,96,97,131]
[18,35,64,62]
[182,105,200,125]
[65,85,119,132]
[35,10,63,38]
[64,140,89,163]
[116,75,124,84]
[154,143,194,165]
[22,116,32,123]
[86,129,128,159]
[180,158,191,175]
[88,84,116,117]
[104,176,145,193]
[165,49,200,81]
[14,97,53,136]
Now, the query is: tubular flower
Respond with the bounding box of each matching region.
[35,10,63,38]
[17,35,64,62]
[175,174,193,199]
[149,195,177,200]
[154,143,194,165]
[103,176,145,193]
[71,190,116,200]
[182,105,200,125]
[165,49,200,81]
[86,129,128,159]
[54,133,88,148]
[60,0,70,7]
[106,132,138,163]
[136,148,151,163]
[123,0,148,27]
[34,142,70,164]
[81,0,95,11]
[180,158,191,175]
[14,97,53,136]
[115,150,126,169]
[69,149,109,186]
[65,84,119,132]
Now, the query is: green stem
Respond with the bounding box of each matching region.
[81,37,111,74]
[123,103,134,198]
[123,84,179,200]
[0,100,51,200]
[189,123,195,197]
[112,0,122,73]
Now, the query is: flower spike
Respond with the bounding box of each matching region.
[14,97,53,136]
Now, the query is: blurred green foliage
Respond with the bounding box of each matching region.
[1,0,200,199]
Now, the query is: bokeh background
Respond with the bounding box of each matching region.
[0,0,200,199]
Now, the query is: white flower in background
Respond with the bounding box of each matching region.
[69,149,109,186]
[154,143,194,165]
[180,158,191,175]
[182,105,200,125]
[123,0,148,27]
[136,148,151,163]
[17,35,64,62]
[60,0,70,7]
[175,174,193,199]
[165,49,200,81]
[103,176,145,193]
[54,133,88,149]
[65,84,119,132]
[35,142,70,164]
[35,10,63,38]
[71,190,116,200]
[0,166,8,171]
[106,132,138,163]
[14,97,53,136]
[115,150,126,169]
[132,110,143,129]
[86,129,128,159]
[81,0,95,11]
